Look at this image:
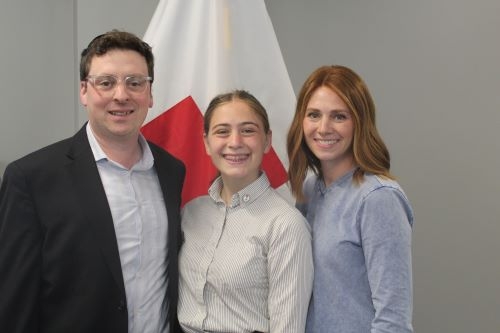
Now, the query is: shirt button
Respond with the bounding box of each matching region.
[242,194,250,202]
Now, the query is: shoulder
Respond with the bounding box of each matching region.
[181,195,215,221]
[1,136,80,203]
[8,136,75,174]
[260,188,311,236]
[299,174,320,203]
[359,174,409,200]
[302,174,319,197]
[8,124,91,172]
[261,188,305,217]
[148,141,185,171]
[182,195,211,212]
[358,174,414,225]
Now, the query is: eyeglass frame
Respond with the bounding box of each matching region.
[85,74,153,94]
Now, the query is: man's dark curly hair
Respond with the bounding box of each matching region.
[79,29,154,82]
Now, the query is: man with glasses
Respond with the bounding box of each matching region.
[0,30,185,333]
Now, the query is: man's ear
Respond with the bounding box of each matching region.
[80,81,88,107]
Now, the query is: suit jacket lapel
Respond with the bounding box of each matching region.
[66,125,126,294]
[151,144,183,319]
[152,148,182,253]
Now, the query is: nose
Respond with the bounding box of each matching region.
[228,131,243,147]
[112,82,130,101]
[318,116,330,135]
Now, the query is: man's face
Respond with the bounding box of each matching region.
[80,49,153,145]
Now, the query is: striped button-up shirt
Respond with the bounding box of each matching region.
[178,172,313,333]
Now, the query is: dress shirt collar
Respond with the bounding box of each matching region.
[86,122,154,170]
[208,172,271,208]
[317,167,358,195]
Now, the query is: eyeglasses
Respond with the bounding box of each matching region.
[86,75,152,94]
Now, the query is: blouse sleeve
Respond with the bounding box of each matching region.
[267,211,314,333]
[359,186,414,333]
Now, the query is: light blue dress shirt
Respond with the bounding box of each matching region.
[300,169,414,333]
[87,124,169,333]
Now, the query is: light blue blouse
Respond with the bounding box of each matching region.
[300,169,414,333]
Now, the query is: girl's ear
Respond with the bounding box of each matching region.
[264,130,272,153]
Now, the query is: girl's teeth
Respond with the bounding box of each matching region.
[226,155,246,162]
[111,111,130,116]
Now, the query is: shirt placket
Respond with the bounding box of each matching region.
[199,203,229,328]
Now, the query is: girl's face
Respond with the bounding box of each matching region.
[303,86,355,180]
[204,99,271,190]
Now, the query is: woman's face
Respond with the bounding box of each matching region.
[204,99,271,190]
[303,86,355,177]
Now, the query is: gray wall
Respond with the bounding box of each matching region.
[265,1,500,331]
[0,0,76,173]
[1,0,499,332]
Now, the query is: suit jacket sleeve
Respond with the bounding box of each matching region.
[0,161,42,332]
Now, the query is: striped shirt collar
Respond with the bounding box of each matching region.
[208,172,270,208]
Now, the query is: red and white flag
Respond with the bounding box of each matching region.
[141,0,296,206]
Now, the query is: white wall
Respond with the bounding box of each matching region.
[1,0,499,332]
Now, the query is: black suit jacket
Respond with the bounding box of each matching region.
[0,125,185,333]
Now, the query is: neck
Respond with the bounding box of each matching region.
[219,174,259,205]
[96,135,142,170]
[322,157,356,187]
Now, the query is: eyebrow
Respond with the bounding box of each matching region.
[306,107,350,113]
[211,121,261,129]
[88,73,148,77]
